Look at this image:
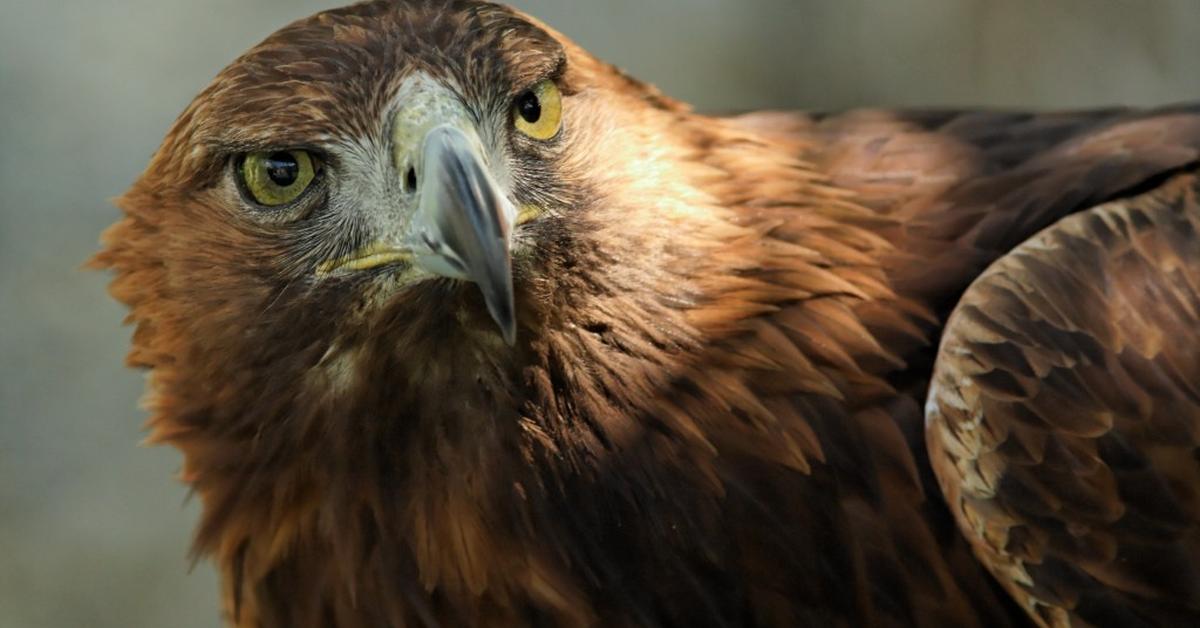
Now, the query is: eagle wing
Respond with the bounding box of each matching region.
[924,173,1200,627]
[724,105,1200,624]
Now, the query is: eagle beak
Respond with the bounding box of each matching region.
[410,124,518,345]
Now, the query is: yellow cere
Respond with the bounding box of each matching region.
[513,80,563,141]
[241,149,316,206]
[317,243,412,276]
[516,203,543,225]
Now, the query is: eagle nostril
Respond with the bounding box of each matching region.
[405,165,418,194]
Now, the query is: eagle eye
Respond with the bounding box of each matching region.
[239,149,317,207]
[513,80,562,141]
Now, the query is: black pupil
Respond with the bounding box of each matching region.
[517,91,541,124]
[264,152,300,187]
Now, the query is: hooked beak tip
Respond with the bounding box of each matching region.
[479,265,517,346]
[499,316,517,346]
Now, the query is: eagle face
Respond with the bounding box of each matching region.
[181,0,581,345]
[102,1,713,434]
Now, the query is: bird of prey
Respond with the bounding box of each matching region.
[93,1,1200,626]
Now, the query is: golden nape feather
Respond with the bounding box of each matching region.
[92,1,1200,626]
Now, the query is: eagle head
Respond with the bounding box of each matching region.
[97,0,720,443]
[91,1,811,618]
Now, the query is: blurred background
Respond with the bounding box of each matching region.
[1,0,1198,626]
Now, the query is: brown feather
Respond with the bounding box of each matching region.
[92,1,1200,626]
[928,174,1200,627]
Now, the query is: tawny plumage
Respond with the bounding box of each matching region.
[926,174,1200,627]
[92,1,1200,626]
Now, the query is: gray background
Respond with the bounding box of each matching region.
[2,1,1197,626]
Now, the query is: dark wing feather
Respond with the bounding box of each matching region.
[734,106,1200,627]
[926,173,1200,627]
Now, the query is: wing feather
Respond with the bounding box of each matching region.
[926,173,1200,627]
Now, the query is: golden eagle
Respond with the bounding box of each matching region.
[94,1,1200,626]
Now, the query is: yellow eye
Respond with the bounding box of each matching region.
[240,150,317,206]
[513,80,562,140]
